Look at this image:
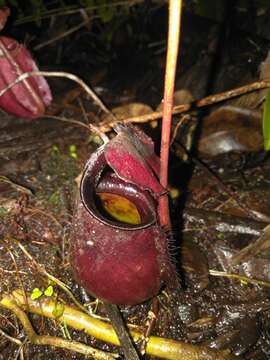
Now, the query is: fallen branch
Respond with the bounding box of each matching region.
[0,71,269,134]
[1,294,117,360]
[0,289,240,360]
[98,79,270,132]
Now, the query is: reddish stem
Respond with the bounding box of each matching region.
[159,0,182,227]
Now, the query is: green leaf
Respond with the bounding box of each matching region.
[87,134,103,145]
[51,145,61,157]
[44,285,54,297]
[48,191,60,205]
[263,89,270,150]
[69,144,78,159]
[31,288,43,300]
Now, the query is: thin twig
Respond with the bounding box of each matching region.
[174,144,270,223]
[10,238,89,316]
[0,71,115,118]
[231,224,270,265]
[27,207,63,230]
[6,246,27,304]
[104,303,140,360]
[15,1,143,25]
[209,269,270,289]
[140,298,159,355]
[0,176,33,196]
[34,20,91,50]
[43,115,93,132]
[183,207,264,235]
[98,79,270,132]
[0,327,22,346]
[1,70,270,136]
[0,328,25,360]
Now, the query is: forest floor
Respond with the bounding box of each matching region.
[1,3,270,359]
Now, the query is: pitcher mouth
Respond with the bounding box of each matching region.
[80,169,157,230]
[80,124,162,231]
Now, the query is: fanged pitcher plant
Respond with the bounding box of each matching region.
[70,124,178,305]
